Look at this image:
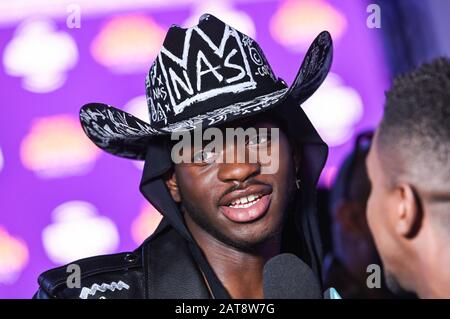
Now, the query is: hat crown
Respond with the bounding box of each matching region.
[145,14,281,128]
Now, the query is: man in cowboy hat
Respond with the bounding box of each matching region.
[33,14,332,299]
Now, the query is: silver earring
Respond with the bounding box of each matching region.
[295,179,301,189]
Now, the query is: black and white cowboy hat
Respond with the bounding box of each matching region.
[80,14,333,160]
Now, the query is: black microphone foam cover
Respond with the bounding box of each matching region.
[263,253,322,299]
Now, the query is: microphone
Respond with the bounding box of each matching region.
[263,253,322,299]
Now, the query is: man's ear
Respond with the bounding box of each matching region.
[164,170,181,203]
[395,183,422,238]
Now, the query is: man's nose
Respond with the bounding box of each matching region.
[217,161,261,183]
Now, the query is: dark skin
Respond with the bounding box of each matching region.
[165,116,297,298]
[366,131,450,298]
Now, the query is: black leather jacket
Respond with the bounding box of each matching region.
[34,225,211,299]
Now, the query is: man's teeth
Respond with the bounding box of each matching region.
[228,194,262,208]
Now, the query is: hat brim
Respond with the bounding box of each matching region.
[79,31,333,160]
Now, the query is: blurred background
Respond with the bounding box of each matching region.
[0,0,449,298]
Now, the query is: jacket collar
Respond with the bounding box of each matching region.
[139,224,212,298]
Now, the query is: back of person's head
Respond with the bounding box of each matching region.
[378,57,450,199]
[330,132,373,214]
[329,132,373,257]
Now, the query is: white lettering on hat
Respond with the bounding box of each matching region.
[224,49,246,84]
[196,50,224,91]
[169,68,194,99]
[158,24,257,115]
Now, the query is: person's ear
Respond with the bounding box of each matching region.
[395,183,421,238]
[164,170,181,203]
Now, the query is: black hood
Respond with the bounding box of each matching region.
[138,103,328,298]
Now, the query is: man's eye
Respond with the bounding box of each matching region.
[192,150,218,163]
[248,134,269,147]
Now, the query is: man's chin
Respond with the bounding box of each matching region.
[211,225,281,253]
[183,203,283,253]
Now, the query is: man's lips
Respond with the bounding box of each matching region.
[218,184,273,223]
[219,194,271,223]
[218,184,272,206]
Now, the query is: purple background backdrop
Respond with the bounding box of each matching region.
[0,0,389,298]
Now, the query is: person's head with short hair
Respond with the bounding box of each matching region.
[366,57,450,298]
